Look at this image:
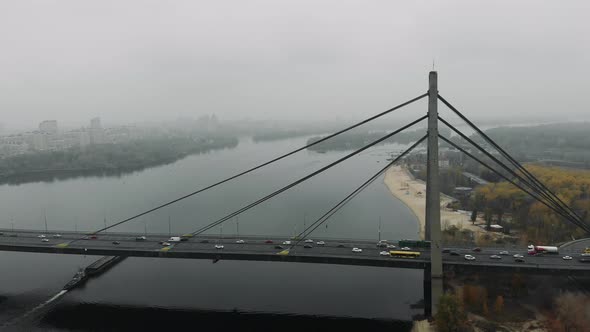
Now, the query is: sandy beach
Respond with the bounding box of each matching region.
[383,166,480,240]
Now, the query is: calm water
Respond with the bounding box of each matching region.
[0,137,422,330]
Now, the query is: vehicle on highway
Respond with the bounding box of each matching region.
[513,254,524,258]
[379,251,390,256]
[90,235,98,240]
[37,234,46,238]
[450,251,460,256]
[376,242,388,248]
[390,250,420,258]
[135,236,146,241]
[337,244,346,248]
[41,238,49,242]
[304,244,312,248]
[401,247,411,251]
[579,257,590,263]
[399,240,431,248]
[214,244,224,249]
[274,245,284,250]
[168,237,181,242]
[442,249,450,253]
[562,256,573,260]
[489,255,501,259]
[352,248,363,253]
[472,247,482,252]
[387,244,397,249]
[527,244,558,255]
[200,239,209,243]
[499,251,509,255]
[180,237,189,241]
[584,247,590,254]
[304,239,314,243]
[112,241,120,245]
[53,234,61,238]
[282,240,291,245]
[235,239,245,244]
[9,234,17,237]
[464,254,476,261]
[0,232,3,236]
[316,241,326,246]
[82,236,89,240]
[515,258,525,263]
[161,242,171,246]
[265,240,273,244]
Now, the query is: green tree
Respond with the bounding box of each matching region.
[435,293,467,332]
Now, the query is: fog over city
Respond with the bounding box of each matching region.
[1,0,589,130]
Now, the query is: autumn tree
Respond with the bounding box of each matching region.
[494,295,504,315]
[435,294,467,332]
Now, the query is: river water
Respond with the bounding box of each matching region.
[0,136,422,330]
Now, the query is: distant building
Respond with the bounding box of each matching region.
[89,117,105,144]
[39,120,58,135]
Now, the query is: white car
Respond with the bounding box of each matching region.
[304,239,314,243]
[562,256,573,260]
[316,241,326,246]
[235,239,245,244]
[215,244,224,249]
[161,242,171,246]
[401,247,411,251]
[489,255,501,259]
[37,234,46,238]
[499,251,509,255]
[379,251,390,256]
[387,244,397,249]
[464,254,476,261]
[513,254,524,258]
[41,238,49,242]
[52,234,62,238]
[352,248,363,253]
[282,240,292,245]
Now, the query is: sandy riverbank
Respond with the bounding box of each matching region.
[383,166,480,240]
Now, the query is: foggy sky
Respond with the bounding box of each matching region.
[1,1,589,129]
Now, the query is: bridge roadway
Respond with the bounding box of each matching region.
[0,229,589,276]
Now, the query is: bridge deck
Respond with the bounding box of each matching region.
[0,229,588,276]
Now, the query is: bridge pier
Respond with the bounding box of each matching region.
[425,71,444,316]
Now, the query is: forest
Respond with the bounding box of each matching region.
[0,136,238,179]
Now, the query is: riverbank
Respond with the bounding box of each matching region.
[383,166,480,240]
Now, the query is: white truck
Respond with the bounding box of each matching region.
[527,244,558,255]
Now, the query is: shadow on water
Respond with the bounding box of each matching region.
[35,302,414,331]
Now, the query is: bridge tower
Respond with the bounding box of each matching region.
[425,71,443,316]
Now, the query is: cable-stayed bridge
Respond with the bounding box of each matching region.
[2,72,589,317]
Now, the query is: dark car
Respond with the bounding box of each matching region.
[442,249,451,253]
[180,237,189,241]
[112,241,120,245]
[274,245,284,250]
[337,244,346,248]
[579,257,590,263]
[200,239,209,243]
[265,240,274,244]
[450,251,460,256]
[515,258,525,263]
[304,244,313,249]
[472,247,482,252]
[90,235,98,240]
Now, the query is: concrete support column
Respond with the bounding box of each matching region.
[426,71,443,316]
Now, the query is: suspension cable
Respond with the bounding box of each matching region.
[438,116,581,224]
[440,135,590,233]
[188,116,428,237]
[289,135,427,250]
[439,95,584,223]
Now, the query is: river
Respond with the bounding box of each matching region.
[0,136,422,330]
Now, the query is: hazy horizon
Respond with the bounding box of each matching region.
[1,1,589,129]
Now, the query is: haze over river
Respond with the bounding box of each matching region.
[0,136,422,330]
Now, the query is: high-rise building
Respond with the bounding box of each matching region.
[89,117,105,144]
[39,120,58,135]
[90,117,101,129]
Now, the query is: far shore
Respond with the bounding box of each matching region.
[383,166,480,240]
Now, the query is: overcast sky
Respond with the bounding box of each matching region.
[0,0,588,129]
